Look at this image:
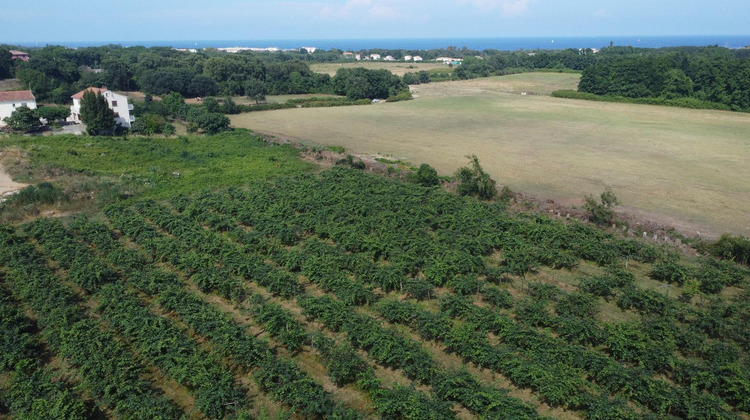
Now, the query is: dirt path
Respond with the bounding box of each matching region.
[0,163,26,198]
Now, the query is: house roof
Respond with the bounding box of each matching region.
[9,50,28,55]
[71,87,107,100]
[0,90,35,102]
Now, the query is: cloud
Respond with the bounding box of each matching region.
[458,0,530,16]
[319,0,401,20]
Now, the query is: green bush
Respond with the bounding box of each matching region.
[3,182,65,207]
[455,155,497,200]
[408,163,439,187]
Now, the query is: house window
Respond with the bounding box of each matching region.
[114,112,120,118]
[111,101,118,107]
[21,103,27,107]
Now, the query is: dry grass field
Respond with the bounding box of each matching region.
[0,78,23,91]
[231,73,750,237]
[311,61,450,76]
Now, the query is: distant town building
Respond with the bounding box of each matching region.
[355,54,362,60]
[0,90,37,127]
[412,56,423,62]
[302,47,317,54]
[369,54,381,60]
[175,48,198,53]
[384,55,396,61]
[69,87,134,129]
[435,57,462,65]
[343,52,354,58]
[9,50,29,61]
[403,55,413,61]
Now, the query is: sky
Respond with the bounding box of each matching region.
[2,0,749,43]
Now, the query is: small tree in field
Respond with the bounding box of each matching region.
[80,90,116,135]
[244,78,268,104]
[455,154,496,200]
[583,187,620,225]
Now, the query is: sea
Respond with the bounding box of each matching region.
[15,36,750,51]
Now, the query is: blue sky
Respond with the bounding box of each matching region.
[2,0,749,43]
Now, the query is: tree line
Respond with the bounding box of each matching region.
[577,47,750,111]
[0,44,406,103]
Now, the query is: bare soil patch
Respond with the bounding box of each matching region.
[0,160,27,199]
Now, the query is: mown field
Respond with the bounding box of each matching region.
[1,155,748,419]
[230,73,750,237]
[311,61,450,76]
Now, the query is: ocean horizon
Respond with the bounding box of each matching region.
[10,35,750,51]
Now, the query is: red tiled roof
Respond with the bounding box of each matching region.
[71,87,107,100]
[9,50,28,55]
[0,90,35,102]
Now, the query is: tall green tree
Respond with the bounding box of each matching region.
[0,48,13,79]
[80,90,115,135]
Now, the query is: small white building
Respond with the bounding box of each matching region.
[412,56,423,62]
[0,90,37,127]
[403,55,413,61]
[69,87,134,129]
[383,55,396,61]
[369,54,381,60]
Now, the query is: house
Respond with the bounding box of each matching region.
[343,52,354,58]
[369,54,381,60]
[0,90,37,127]
[403,55,412,61]
[69,87,134,128]
[435,57,462,65]
[383,55,396,61]
[355,54,362,60]
[9,50,29,61]
[412,56,423,62]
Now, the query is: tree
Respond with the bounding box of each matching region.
[409,163,439,187]
[35,105,70,125]
[80,90,115,135]
[2,106,40,133]
[583,187,620,225]
[0,48,13,79]
[161,92,187,118]
[244,78,267,104]
[455,154,497,200]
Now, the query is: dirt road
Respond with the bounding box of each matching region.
[0,164,26,198]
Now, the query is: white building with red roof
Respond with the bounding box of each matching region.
[0,90,37,127]
[69,87,134,128]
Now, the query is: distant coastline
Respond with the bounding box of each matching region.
[10,35,750,51]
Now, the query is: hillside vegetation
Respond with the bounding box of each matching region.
[1,133,749,419]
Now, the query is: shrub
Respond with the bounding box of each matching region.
[3,182,65,207]
[455,155,497,200]
[583,187,619,225]
[408,163,439,187]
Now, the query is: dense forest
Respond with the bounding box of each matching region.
[577,47,750,111]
